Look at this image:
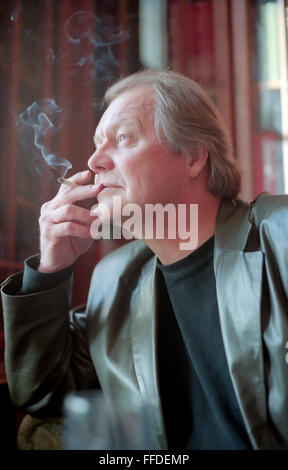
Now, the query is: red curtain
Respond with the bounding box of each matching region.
[0,0,138,384]
[0,0,136,308]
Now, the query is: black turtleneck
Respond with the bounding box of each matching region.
[156,236,252,450]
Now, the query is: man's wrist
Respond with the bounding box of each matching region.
[38,263,60,273]
[38,258,74,274]
[20,254,74,295]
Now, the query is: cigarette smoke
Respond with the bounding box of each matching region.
[17,10,129,177]
[18,99,72,178]
[43,10,128,82]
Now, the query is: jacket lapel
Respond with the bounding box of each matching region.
[130,255,168,450]
[214,198,268,449]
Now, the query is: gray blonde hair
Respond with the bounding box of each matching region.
[105,70,241,199]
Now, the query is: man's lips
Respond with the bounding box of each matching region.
[96,184,122,197]
[98,184,121,192]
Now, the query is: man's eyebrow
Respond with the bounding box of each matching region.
[110,117,141,133]
[94,117,141,143]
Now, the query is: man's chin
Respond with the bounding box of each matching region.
[90,202,122,226]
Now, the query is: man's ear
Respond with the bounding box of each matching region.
[186,147,209,178]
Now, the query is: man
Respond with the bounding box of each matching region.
[1,70,288,450]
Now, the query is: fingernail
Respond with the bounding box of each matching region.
[92,185,100,191]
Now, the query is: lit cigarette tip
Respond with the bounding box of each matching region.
[57,177,79,187]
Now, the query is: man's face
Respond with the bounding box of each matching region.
[88,87,189,224]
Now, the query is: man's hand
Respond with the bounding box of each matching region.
[38,170,102,273]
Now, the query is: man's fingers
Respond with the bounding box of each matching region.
[45,184,102,212]
[60,170,92,186]
[60,183,102,201]
[47,221,93,239]
[40,171,102,215]
[44,204,97,225]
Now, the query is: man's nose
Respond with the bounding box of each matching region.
[88,146,114,173]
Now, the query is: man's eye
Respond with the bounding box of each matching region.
[119,134,128,143]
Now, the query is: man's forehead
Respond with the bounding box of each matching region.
[96,88,154,134]
[110,87,154,112]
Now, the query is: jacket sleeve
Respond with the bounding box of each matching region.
[251,193,288,301]
[249,194,288,446]
[1,269,99,419]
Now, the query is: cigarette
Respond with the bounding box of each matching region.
[57,177,79,187]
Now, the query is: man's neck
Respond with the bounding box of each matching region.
[144,194,222,265]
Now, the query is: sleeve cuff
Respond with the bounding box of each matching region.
[20,254,74,295]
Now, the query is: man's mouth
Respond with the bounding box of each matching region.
[99,184,121,193]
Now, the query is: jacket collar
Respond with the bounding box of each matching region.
[214,197,252,250]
